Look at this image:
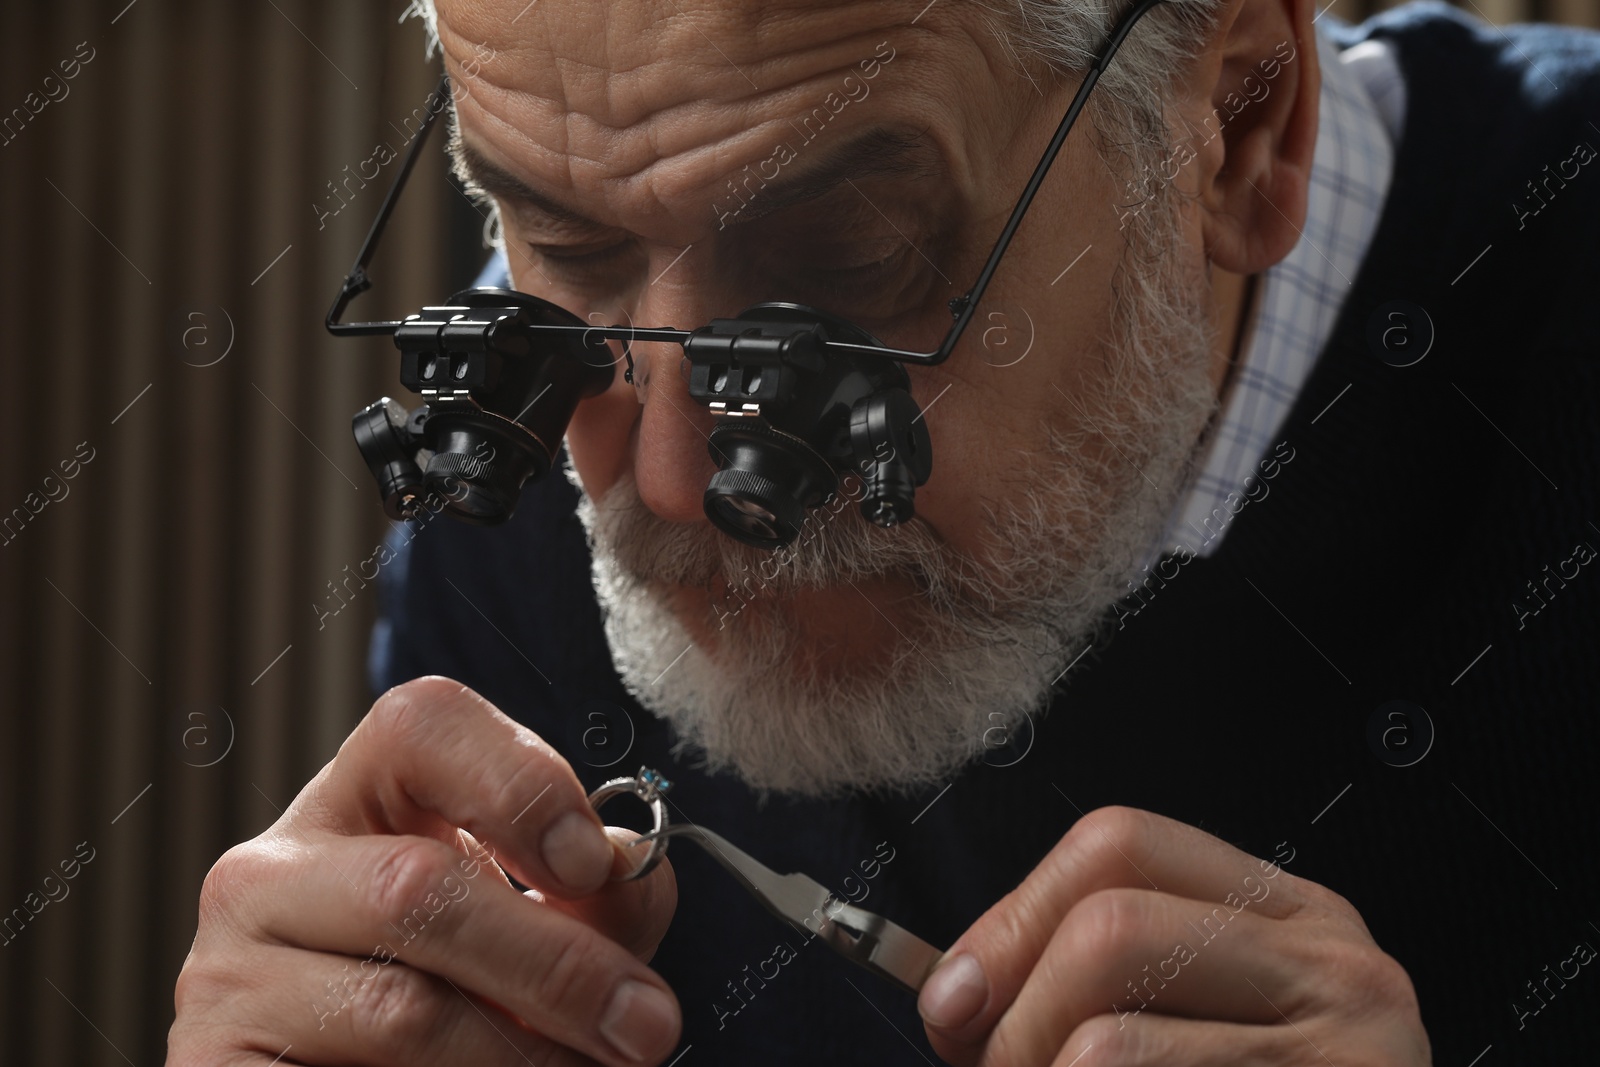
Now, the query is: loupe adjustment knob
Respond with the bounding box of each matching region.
[351,398,426,521]
[849,389,932,527]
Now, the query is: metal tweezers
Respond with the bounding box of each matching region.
[632,821,946,993]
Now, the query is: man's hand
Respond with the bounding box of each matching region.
[169,677,681,1066]
[917,806,1431,1067]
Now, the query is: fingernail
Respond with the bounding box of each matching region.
[919,953,988,1030]
[601,979,678,1063]
[541,810,613,893]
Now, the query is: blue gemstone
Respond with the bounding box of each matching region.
[638,767,673,795]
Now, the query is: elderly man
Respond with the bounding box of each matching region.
[170,0,1599,1062]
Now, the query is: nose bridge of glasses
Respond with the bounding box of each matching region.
[622,241,770,332]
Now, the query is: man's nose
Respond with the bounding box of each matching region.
[626,266,726,525]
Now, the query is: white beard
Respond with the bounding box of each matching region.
[570,200,1219,798]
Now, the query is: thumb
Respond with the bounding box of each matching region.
[534,826,678,962]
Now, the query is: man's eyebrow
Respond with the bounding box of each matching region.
[450,125,944,231]
[452,137,599,227]
[724,125,944,226]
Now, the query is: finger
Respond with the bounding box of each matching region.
[532,827,679,962]
[451,828,515,890]
[968,888,1316,1067]
[1043,1012,1302,1067]
[299,676,617,896]
[918,807,1308,1035]
[242,832,681,1067]
[232,943,601,1067]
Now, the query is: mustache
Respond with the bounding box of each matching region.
[583,470,980,601]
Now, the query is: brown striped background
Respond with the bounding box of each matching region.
[0,0,1591,1062]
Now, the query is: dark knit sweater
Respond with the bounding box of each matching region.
[371,4,1600,1061]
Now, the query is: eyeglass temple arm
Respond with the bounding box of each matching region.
[856,0,1167,366]
[325,77,455,337]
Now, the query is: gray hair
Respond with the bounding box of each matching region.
[969,0,1226,190]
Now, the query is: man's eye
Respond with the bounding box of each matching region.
[783,244,937,324]
[529,241,636,282]
[795,244,916,294]
[538,242,628,262]
[816,248,908,283]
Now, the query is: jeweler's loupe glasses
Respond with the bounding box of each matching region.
[325,0,1165,549]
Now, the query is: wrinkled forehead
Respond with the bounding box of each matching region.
[429,0,1030,233]
[434,0,958,118]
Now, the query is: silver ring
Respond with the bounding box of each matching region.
[587,766,672,881]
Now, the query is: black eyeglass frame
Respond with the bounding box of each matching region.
[325,0,1168,366]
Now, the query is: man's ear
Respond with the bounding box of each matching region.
[1177,0,1319,275]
